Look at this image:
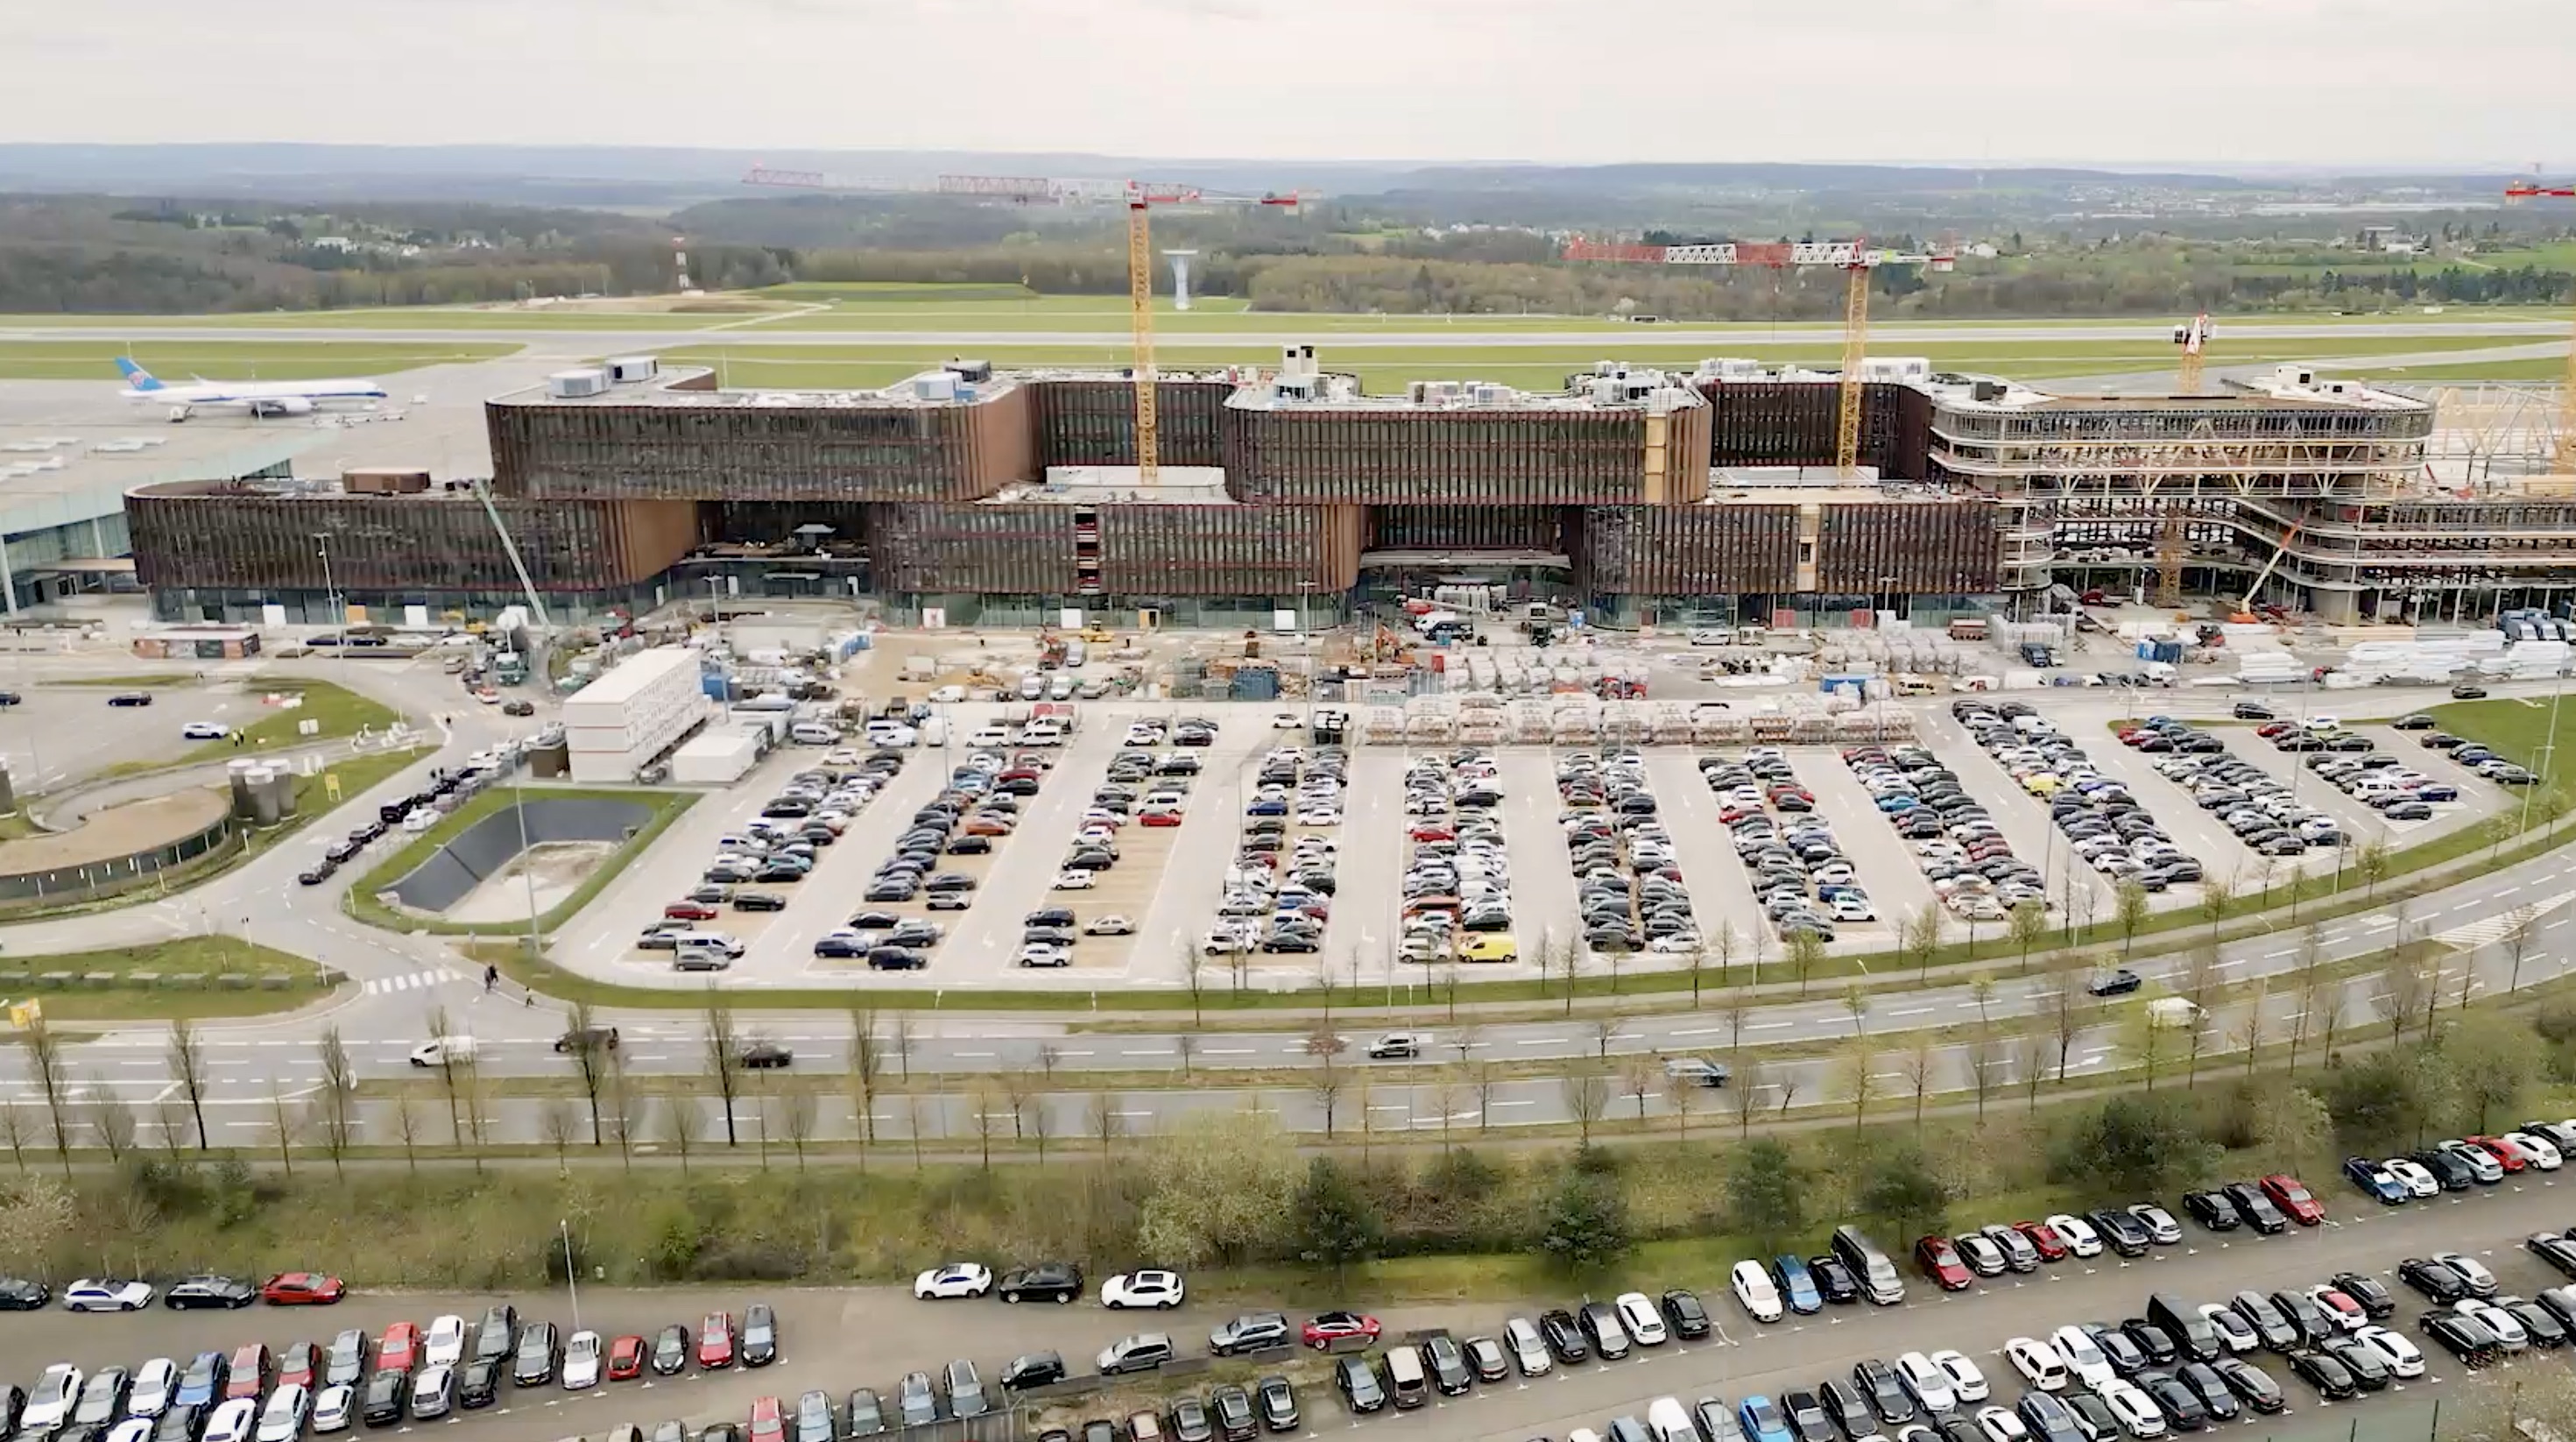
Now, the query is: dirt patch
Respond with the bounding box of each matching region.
[443,840,618,923]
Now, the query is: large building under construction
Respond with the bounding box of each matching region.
[128,346,2573,629]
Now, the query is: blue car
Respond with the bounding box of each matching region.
[2342,1155,2407,1205]
[1245,799,1288,816]
[175,1351,226,1410]
[1875,795,1917,813]
[2417,785,2460,802]
[1740,1396,1794,1442]
[1770,1254,1823,1314]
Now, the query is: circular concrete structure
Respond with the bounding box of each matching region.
[0,788,235,904]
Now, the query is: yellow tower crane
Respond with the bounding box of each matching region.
[2173,313,2213,393]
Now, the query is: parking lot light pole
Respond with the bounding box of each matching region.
[560,1219,582,1332]
[311,534,342,655]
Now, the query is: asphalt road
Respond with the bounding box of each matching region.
[4,1168,2572,1442]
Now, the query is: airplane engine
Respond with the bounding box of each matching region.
[250,396,316,417]
[166,405,193,423]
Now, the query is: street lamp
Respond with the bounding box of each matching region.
[559,1219,582,1331]
[311,534,342,655]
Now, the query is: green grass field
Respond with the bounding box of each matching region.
[0,308,740,331]
[2352,357,2574,383]
[0,338,521,380]
[178,678,400,765]
[656,330,2542,392]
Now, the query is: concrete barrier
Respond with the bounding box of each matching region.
[80,972,115,988]
[165,972,207,989]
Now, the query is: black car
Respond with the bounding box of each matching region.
[1808,1255,1862,1303]
[154,1404,205,1442]
[1254,1376,1299,1433]
[1577,1301,1630,1360]
[458,1360,501,1410]
[2086,968,2142,997]
[1852,1360,1915,1426]
[2318,1337,2390,1391]
[2283,1350,2355,1400]
[2087,1209,2151,1256]
[742,1304,779,1367]
[2229,1291,2299,1351]
[0,1278,46,1311]
[2209,1357,2283,1415]
[740,1043,794,1070]
[2061,1393,2119,1442]
[2398,1256,2474,1302]
[164,1276,257,1310]
[2419,1311,2502,1368]
[511,1322,560,1387]
[2330,1271,2396,1319]
[360,1371,407,1428]
[2121,1319,2178,1367]
[1421,1337,1471,1396]
[2412,1148,2476,1191]
[999,1353,1064,1394]
[2220,1182,2287,1233]
[2132,1371,2205,1431]
[1536,1309,1587,1365]
[1782,1391,1838,1442]
[1332,1357,1385,1414]
[650,1325,689,1376]
[1209,1385,1258,1442]
[474,1304,519,1364]
[298,865,335,887]
[1662,1289,1711,1340]
[107,692,152,707]
[732,891,788,912]
[2179,1190,2239,1232]
[2173,1362,2238,1423]
[1819,1381,1876,1441]
[999,1263,1085,1304]
[2086,1324,2147,1377]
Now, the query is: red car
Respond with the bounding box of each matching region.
[2259,1173,2325,1225]
[378,1323,420,1374]
[277,1343,318,1391]
[1913,1235,1973,1291]
[698,1312,735,1369]
[2012,1219,2070,1262]
[664,900,720,921]
[2466,1136,2529,1174]
[605,1335,646,1382]
[1140,810,1182,828]
[1408,824,1454,843]
[747,1396,784,1442]
[262,1273,345,1306]
[1302,1311,1381,1349]
[223,1344,273,1401]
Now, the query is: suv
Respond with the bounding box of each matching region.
[1209,1313,1290,1358]
[1097,1335,1175,1377]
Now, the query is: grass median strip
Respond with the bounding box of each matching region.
[0,937,330,1021]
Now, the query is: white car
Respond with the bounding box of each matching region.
[2198,1304,2259,1354]
[1689,629,1729,647]
[1271,713,1302,729]
[424,1314,469,1368]
[2384,1157,2442,1198]
[2043,1213,2105,1258]
[1083,915,1136,936]
[1051,870,1097,891]
[914,1262,993,1299]
[1613,1291,1669,1347]
[2002,1337,2066,1392]
[62,1279,154,1311]
[180,722,227,740]
[108,1420,155,1442]
[1973,1407,2028,1442]
[1101,1269,1185,1310]
[2050,1325,2115,1389]
[128,1359,178,1420]
[202,1399,258,1442]
[25,1367,81,1431]
[1929,1349,1989,1403]
[2505,1132,2565,1170]
[255,1384,308,1442]
[310,1385,354,1434]
[1297,809,1342,827]
[2457,1297,2529,1351]
[560,1331,603,1389]
[2097,1381,2164,1438]
[2354,1325,2426,1378]
[1731,1260,1784,1322]
[1895,1353,1956,1414]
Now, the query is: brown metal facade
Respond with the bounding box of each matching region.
[487,385,1036,503]
[1222,407,1661,505]
[1368,505,1570,553]
[1574,506,1803,594]
[869,504,1079,595]
[1032,379,1230,469]
[127,484,695,593]
[1697,381,1930,477]
[1812,500,2002,594]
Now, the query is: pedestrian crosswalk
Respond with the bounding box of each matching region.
[362,968,463,996]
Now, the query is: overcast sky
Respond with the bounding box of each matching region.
[13,0,2573,172]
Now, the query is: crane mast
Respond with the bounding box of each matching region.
[1127,186,1160,485]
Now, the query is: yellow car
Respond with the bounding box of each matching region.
[2022,774,2062,796]
[1458,933,1519,964]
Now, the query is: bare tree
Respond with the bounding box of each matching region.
[780,1088,818,1168]
[1309,1073,1344,1139]
[2114,879,2151,958]
[1902,1036,1939,1123]
[562,1002,608,1146]
[1967,1036,2008,1121]
[998,1069,1035,1141]
[1788,930,1825,997]
[314,1027,356,1177]
[1563,1070,1612,1146]
[24,1020,72,1176]
[1027,1091,1056,1163]
[1720,988,1754,1057]
[1618,1053,1657,1122]
[166,1016,211,1151]
[2008,897,2050,976]
[1685,944,1709,1006]
[1773,1067,1803,1120]
[2050,985,2089,1082]
[392,1096,424,1172]
[425,1004,467,1151]
[2358,834,2392,898]
[2016,1030,2054,1112]
[1450,1023,1483,1067]
[1036,1043,1064,1088]
[1087,1091,1123,1154]
[702,989,742,1146]
[1304,1021,1345,1076]
[1841,1046,1880,1132]
[1471,1062,1500,1134]
[84,1074,136,1162]
[1730,1058,1767,1136]
[1591,1014,1625,1060]
[968,1081,1003,1170]
[846,1003,882,1151]
[2232,986,2272,1077]
[153,1097,190,1156]
[539,1100,582,1169]
[2505,915,2540,996]
[1182,941,1207,1027]
[2310,971,2347,1066]
[267,1078,300,1176]
[1842,983,1872,1039]
[2382,958,2436,1045]
[1662,1069,1702,1140]
[1175,1033,1198,1078]
[606,1045,636,1170]
[2181,944,2221,1089]
[888,1012,916,1081]
[2199,869,2237,947]
[1903,905,1945,979]
[1713,923,1741,991]
[657,1094,703,1174]
[1970,972,1998,1032]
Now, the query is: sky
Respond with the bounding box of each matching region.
[11,0,2575,172]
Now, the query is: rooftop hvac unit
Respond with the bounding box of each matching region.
[946,358,994,384]
[1276,375,1316,399]
[915,372,958,402]
[1408,381,1429,403]
[1971,380,2007,402]
[605,355,660,384]
[1595,360,1618,376]
[546,369,610,399]
[1471,385,1505,406]
[1591,378,1620,405]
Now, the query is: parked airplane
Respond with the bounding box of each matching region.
[116,359,388,421]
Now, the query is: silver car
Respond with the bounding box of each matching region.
[943,1361,987,1420]
[896,1373,939,1428]
[1502,1317,1552,1376]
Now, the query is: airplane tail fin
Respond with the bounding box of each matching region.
[115,358,162,392]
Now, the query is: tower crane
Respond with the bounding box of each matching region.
[2172,313,2213,392]
[741,166,1304,484]
[1560,237,1956,476]
[2503,178,2576,470]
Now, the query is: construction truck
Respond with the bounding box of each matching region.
[493,651,530,685]
[1077,624,1114,644]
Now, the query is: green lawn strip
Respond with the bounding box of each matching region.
[173,676,401,765]
[2351,357,2572,382]
[343,787,696,937]
[43,673,203,688]
[0,339,519,380]
[0,937,329,1023]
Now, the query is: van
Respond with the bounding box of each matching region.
[920,716,949,747]
[2146,1294,2222,1362]
[1064,640,1087,668]
[1645,1397,1697,1442]
[407,1036,478,1068]
[1380,1347,1428,1410]
[667,931,745,958]
[1830,1225,1907,1305]
[789,722,839,746]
